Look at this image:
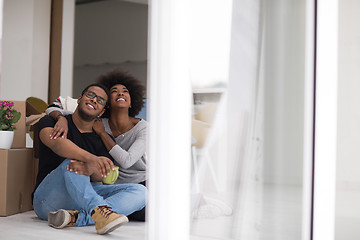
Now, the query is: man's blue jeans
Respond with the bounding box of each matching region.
[33,159,147,226]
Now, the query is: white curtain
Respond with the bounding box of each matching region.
[227,0,264,239]
[189,0,264,239]
[190,0,308,239]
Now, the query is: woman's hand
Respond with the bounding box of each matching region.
[93,119,106,135]
[50,116,68,139]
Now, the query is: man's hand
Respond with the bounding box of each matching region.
[67,160,104,182]
[91,156,115,178]
[67,160,95,176]
[68,156,114,178]
[50,116,68,139]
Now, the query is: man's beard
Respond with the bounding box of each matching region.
[78,107,97,122]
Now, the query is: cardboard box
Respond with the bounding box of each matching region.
[0,148,35,216]
[11,101,26,149]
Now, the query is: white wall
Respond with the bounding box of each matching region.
[60,0,75,98]
[336,2,360,233]
[336,0,360,190]
[0,0,50,101]
[72,0,148,96]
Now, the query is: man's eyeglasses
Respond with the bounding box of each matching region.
[84,90,107,105]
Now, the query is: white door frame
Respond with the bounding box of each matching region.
[312,0,338,239]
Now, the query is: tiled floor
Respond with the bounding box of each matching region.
[2,184,358,240]
[335,188,360,240]
[0,210,147,240]
[0,184,299,240]
[0,210,237,240]
[0,210,240,240]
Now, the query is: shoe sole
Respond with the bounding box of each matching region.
[97,215,129,235]
[48,210,70,229]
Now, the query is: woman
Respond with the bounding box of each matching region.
[47,70,147,221]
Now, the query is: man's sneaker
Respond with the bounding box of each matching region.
[91,205,128,235]
[48,209,79,229]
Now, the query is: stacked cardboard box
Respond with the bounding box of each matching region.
[0,101,36,216]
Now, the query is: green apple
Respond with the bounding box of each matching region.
[102,165,119,184]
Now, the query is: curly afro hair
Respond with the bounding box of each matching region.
[96,69,146,118]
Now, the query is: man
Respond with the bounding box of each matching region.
[32,83,147,235]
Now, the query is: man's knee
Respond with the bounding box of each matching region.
[134,184,147,204]
[132,183,147,195]
[59,159,71,170]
